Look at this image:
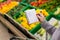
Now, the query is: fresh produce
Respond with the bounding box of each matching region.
[30,0,60,12]
[37,28,46,36]
[39,0,60,12]
[0,0,18,14]
[15,9,49,31]
[54,7,60,15]
[30,2,38,6]
[36,9,49,16]
[16,12,39,31]
[30,0,48,6]
[11,8,49,31]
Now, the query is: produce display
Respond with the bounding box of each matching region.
[53,7,60,20]
[8,7,49,31]
[30,0,48,7]
[0,0,60,38]
[0,0,18,14]
[54,7,60,15]
[30,0,60,12]
[34,29,46,40]
[36,9,49,16]
[37,28,46,36]
[16,9,49,31]
[17,16,39,31]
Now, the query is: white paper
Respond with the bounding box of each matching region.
[25,9,38,24]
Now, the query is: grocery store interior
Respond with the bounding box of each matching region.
[0,0,60,40]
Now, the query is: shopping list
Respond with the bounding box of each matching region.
[25,9,39,24]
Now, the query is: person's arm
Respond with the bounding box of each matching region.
[36,14,56,35]
[41,20,56,35]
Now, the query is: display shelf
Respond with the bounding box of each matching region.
[13,6,52,34]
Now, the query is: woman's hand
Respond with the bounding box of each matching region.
[36,14,45,22]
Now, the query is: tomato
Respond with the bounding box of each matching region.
[30,2,38,6]
[38,1,43,5]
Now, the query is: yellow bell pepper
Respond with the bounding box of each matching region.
[36,9,49,16]
[42,9,49,16]
[30,23,36,28]
[21,22,30,30]
[39,28,46,35]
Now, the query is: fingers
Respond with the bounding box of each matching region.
[36,13,44,18]
[36,15,41,21]
[36,13,45,22]
[39,13,44,17]
[37,15,41,19]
